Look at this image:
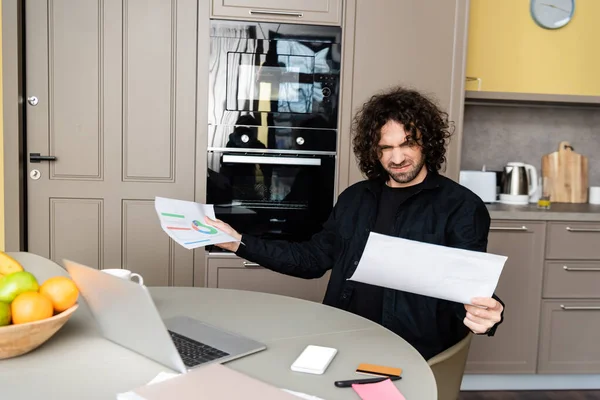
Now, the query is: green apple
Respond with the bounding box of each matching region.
[0,271,39,303]
[0,302,10,326]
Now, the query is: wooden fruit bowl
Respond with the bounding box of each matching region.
[0,303,79,360]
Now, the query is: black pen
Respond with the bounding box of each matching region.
[334,375,402,388]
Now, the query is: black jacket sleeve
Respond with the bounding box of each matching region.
[446,199,505,336]
[234,203,342,279]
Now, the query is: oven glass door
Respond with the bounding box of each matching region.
[227,51,316,114]
[207,152,335,243]
[210,21,342,129]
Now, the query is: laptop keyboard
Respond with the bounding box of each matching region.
[168,330,230,367]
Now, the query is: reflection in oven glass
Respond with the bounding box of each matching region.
[231,52,315,113]
[275,40,330,114]
[212,21,341,127]
[229,43,332,115]
[222,162,308,210]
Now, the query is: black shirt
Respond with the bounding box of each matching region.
[347,181,425,324]
[236,172,502,361]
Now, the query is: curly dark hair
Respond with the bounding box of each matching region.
[351,86,454,180]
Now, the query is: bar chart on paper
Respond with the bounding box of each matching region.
[154,197,239,249]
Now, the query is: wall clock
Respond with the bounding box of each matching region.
[530,0,575,29]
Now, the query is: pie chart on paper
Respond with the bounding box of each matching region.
[154,196,240,249]
[191,220,218,235]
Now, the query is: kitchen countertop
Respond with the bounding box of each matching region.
[486,203,600,221]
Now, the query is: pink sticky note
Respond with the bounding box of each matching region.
[352,378,406,400]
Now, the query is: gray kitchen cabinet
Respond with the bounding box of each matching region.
[210,0,342,26]
[545,221,600,260]
[465,220,546,374]
[538,300,600,373]
[543,260,600,299]
[205,254,330,302]
[337,0,469,193]
[538,221,600,373]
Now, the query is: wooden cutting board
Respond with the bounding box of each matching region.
[541,141,588,203]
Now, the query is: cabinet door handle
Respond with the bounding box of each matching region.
[563,265,600,272]
[242,261,261,268]
[565,227,600,232]
[249,9,304,17]
[560,305,600,311]
[490,226,528,231]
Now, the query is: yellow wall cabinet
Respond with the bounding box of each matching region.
[465,0,600,97]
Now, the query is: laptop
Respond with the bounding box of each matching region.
[64,259,266,374]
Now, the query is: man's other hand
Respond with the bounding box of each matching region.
[463,297,503,334]
[204,216,242,253]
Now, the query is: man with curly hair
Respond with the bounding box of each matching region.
[206,86,504,361]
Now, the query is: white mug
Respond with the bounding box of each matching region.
[102,268,144,285]
[590,187,600,205]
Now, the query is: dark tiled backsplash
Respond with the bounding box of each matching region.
[460,105,600,187]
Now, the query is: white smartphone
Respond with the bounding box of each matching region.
[290,345,338,375]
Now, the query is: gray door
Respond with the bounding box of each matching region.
[24,0,198,286]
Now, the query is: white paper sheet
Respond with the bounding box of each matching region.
[116,372,179,400]
[348,232,507,305]
[154,197,239,249]
[116,371,325,400]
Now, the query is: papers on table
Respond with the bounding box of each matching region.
[154,197,239,249]
[348,232,506,305]
[281,389,326,400]
[352,378,406,400]
[115,365,322,400]
[116,372,178,400]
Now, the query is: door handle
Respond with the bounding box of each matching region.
[563,265,600,272]
[565,227,600,233]
[490,226,528,231]
[242,261,262,268]
[249,9,303,18]
[560,305,600,311]
[30,153,57,163]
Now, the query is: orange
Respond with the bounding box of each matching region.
[39,276,79,313]
[11,292,54,324]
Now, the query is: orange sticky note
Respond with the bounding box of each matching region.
[352,378,406,400]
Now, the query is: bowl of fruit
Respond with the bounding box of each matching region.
[0,252,80,360]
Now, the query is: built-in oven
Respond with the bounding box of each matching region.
[207,148,335,243]
[208,20,341,129]
[207,20,341,249]
[206,124,336,244]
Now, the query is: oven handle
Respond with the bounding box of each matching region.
[222,154,322,166]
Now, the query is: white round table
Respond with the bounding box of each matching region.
[0,252,437,399]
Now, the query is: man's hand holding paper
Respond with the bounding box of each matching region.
[154,197,240,249]
[348,232,506,334]
[463,297,504,334]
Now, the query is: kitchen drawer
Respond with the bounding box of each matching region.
[206,256,329,302]
[543,261,600,299]
[546,221,600,260]
[466,220,545,374]
[538,300,600,373]
[211,0,343,26]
